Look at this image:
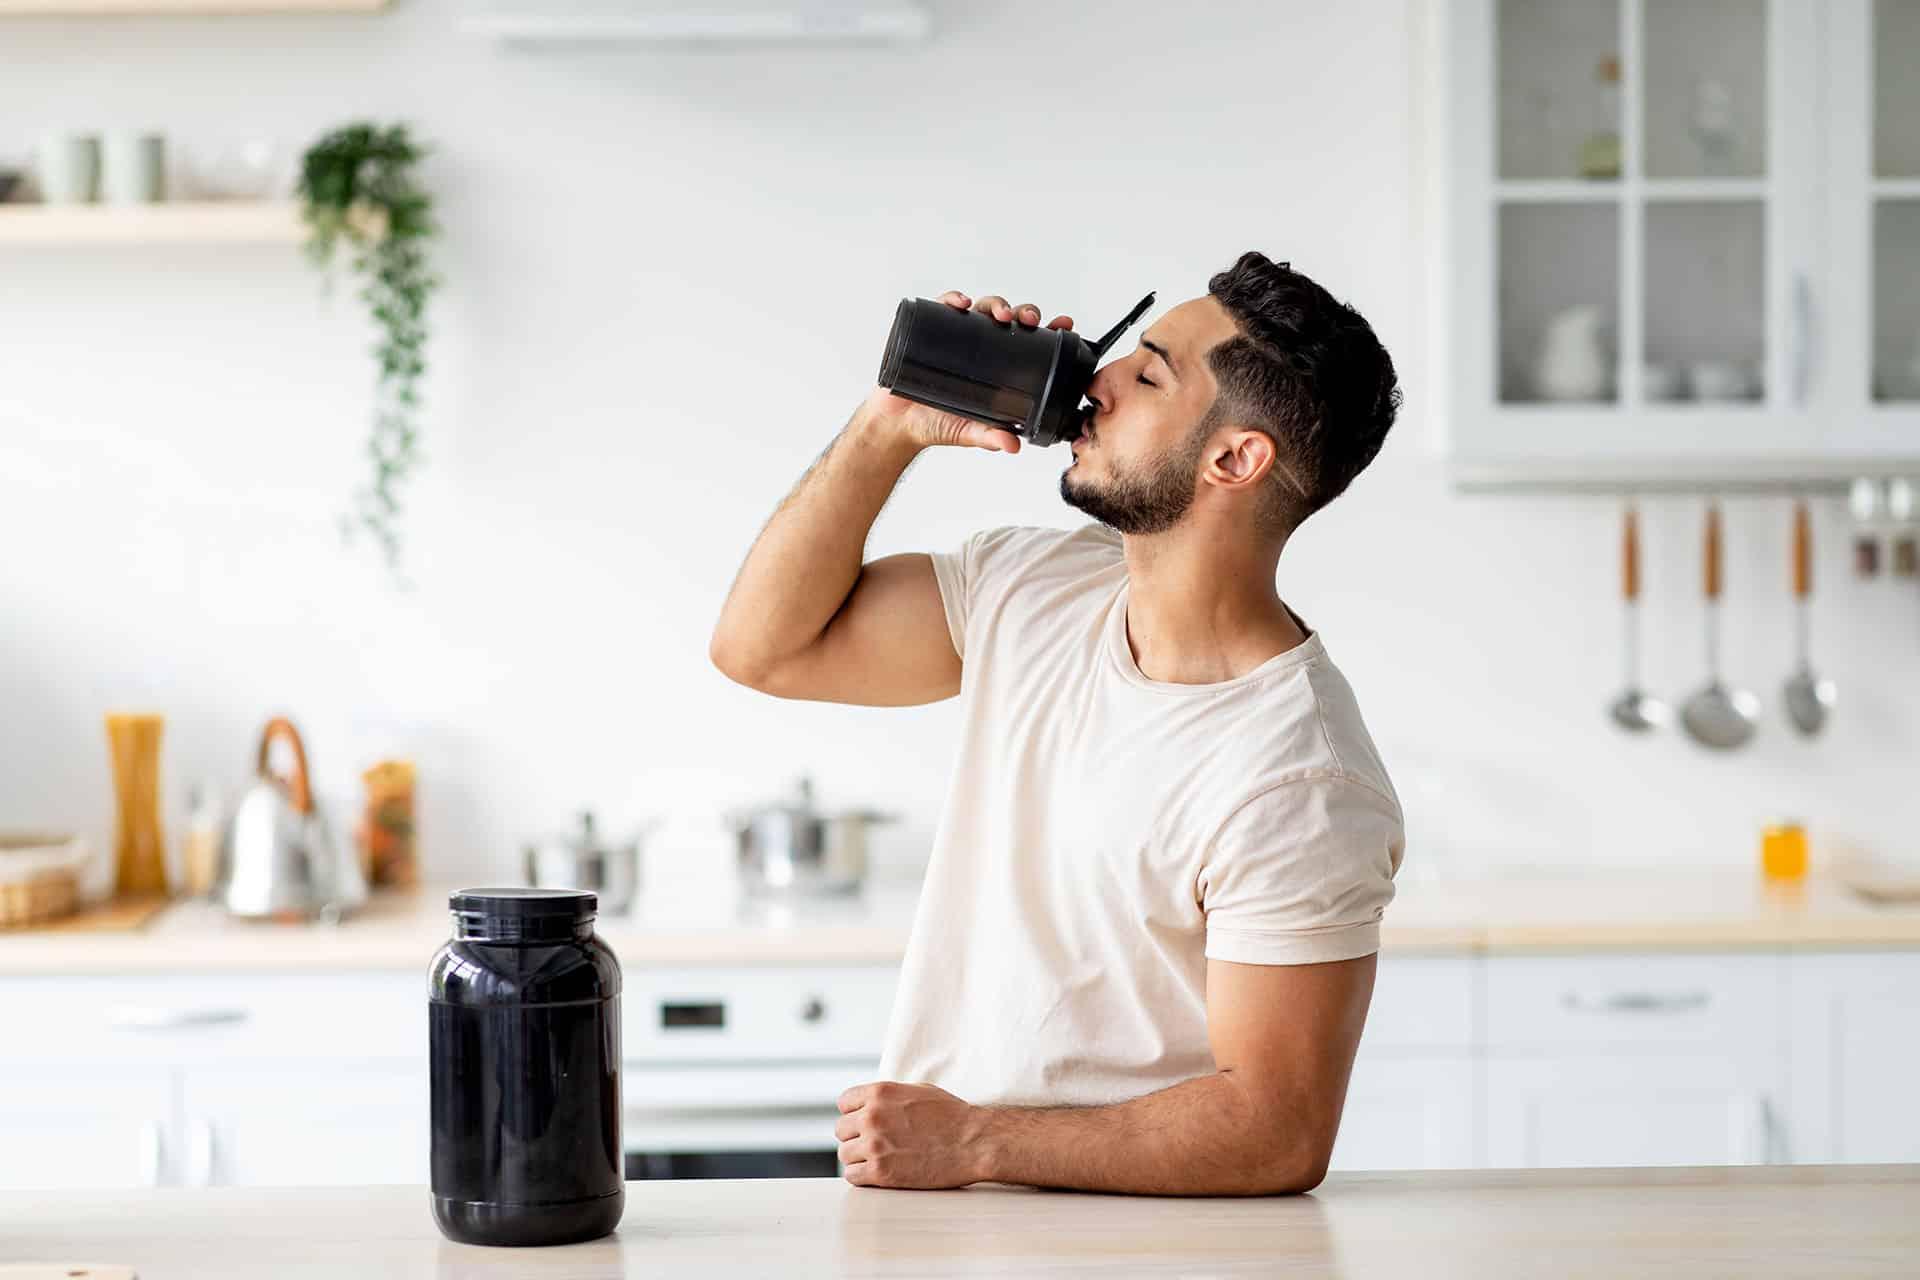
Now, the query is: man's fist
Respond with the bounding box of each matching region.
[835,1080,990,1189]
[863,290,1076,454]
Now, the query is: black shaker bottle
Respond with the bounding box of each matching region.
[877,290,1155,445]
[429,888,624,1247]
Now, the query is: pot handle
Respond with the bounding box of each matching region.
[257,717,314,815]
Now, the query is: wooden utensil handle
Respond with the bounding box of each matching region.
[257,717,313,815]
[1792,499,1812,598]
[1622,505,1641,601]
[1704,503,1723,600]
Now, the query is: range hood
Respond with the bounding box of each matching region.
[462,1,931,45]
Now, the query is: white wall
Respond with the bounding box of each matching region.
[3,0,1916,894]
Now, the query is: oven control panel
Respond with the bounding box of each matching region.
[623,965,897,1062]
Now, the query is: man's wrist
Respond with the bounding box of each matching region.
[964,1104,1007,1184]
[848,398,925,464]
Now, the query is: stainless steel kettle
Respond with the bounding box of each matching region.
[214,717,367,922]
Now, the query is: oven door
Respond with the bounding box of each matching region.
[622,1061,866,1181]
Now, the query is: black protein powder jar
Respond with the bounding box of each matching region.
[429,888,624,1246]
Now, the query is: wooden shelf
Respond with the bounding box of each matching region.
[0,201,305,245]
[462,4,929,45]
[1491,178,1770,204]
[0,0,385,14]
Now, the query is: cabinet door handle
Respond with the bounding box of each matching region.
[1757,1094,1790,1165]
[107,1005,249,1032]
[138,1119,166,1187]
[1791,272,1815,407]
[1560,990,1711,1015]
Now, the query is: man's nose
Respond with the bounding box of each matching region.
[1085,364,1117,413]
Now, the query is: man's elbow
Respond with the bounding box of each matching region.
[1264,1145,1331,1195]
[709,629,777,692]
[1243,1132,1333,1196]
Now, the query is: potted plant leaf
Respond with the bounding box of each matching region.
[299,123,438,574]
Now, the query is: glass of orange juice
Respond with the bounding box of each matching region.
[1761,820,1809,883]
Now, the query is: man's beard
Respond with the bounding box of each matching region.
[1059,428,1209,536]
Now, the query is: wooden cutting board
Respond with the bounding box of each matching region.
[21,894,172,934]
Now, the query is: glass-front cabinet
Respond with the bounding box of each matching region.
[1826,0,1920,455]
[1439,0,1918,486]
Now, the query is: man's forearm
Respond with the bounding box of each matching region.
[711,404,920,678]
[971,1072,1325,1196]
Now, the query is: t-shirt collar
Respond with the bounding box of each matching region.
[1103,581,1325,695]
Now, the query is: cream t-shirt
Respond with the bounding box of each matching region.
[878,524,1405,1108]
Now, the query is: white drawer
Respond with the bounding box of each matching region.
[1485,952,1782,1053]
[2,967,896,1068]
[1,973,423,1066]
[621,965,897,1063]
[1362,954,1477,1051]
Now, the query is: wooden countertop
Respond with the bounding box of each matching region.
[1383,871,1920,950]
[3,1167,1914,1278]
[1,871,1917,975]
[0,882,925,975]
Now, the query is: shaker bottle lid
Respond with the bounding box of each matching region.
[450,886,597,920]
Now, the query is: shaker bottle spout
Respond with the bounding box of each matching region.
[1091,292,1156,359]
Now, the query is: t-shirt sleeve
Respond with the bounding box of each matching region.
[1198,776,1405,966]
[926,526,1041,660]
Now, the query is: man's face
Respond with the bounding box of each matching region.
[1060,296,1241,535]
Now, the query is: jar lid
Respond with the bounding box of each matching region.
[450,887,597,920]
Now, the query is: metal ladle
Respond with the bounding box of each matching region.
[1680,501,1761,750]
[1608,504,1668,732]
[1783,498,1836,735]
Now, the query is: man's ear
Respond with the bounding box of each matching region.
[1203,429,1277,494]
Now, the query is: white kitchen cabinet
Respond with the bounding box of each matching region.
[1787,950,1920,1164]
[1433,0,1917,486]
[1332,1057,1478,1171]
[1485,1053,1787,1167]
[0,972,429,1187]
[0,1063,176,1189]
[4,942,1914,1182]
[1820,0,1920,453]
[1329,953,1479,1171]
[181,1061,428,1186]
[1481,951,1788,1168]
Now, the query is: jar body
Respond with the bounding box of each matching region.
[428,928,623,1246]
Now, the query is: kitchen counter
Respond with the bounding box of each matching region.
[1384,870,1920,950]
[3,1166,1914,1278]
[0,882,925,975]
[1,871,1918,975]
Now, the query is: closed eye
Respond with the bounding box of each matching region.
[1136,374,1157,387]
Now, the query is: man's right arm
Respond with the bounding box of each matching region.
[709,292,1065,707]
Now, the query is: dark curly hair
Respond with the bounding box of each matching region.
[1204,252,1400,530]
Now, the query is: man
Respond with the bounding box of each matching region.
[711,251,1404,1196]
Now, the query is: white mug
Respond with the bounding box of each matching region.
[102,131,165,204]
[34,132,100,204]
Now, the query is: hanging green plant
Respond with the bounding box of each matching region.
[298,122,438,572]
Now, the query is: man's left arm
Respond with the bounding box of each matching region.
[835,952,1376,1195]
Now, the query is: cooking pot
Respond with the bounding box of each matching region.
[523,811,643,913]
[731,778,893,897]
[214,717,367,922]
